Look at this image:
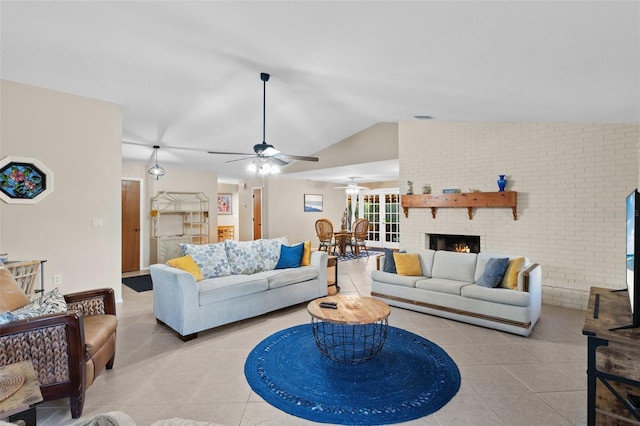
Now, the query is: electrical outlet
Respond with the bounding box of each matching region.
[53,275,62,285]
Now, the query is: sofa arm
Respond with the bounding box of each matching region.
[149,264,200,336]
[310,250,328,288]
[65,287,116,316]
[520,263,541,293]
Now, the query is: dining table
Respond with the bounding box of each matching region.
[333,230,352,256]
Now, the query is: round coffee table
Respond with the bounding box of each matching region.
[307,295,391,364]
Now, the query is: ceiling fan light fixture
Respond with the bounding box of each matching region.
[147,145,165,180]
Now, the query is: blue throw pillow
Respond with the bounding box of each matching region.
[275,243,304,269]
[383,248,405,273]
[477,257,510,288]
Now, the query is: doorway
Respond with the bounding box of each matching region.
[359,190,400,249]
[121,179,142,272]
[252,187,262,240]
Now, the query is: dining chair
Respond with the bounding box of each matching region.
[315,218,336,253]
[349,218,370,256]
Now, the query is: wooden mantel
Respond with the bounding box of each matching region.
[401,191,518,220]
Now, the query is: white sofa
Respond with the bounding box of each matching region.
[371,249,541,336]
[150,238,328,340]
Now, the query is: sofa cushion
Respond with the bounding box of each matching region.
[264,267,320,289]
[260,237,288,271]
[371,269,421,288]
[477,258,509,288]
[0,266,30,312]
[393,253,422,276]
[275,243,304,269]
[0,288,67,324]
[182,242,232,279]
[167,255,203,281]
[301,241,312,266]
[383,248,402,273]
[431,251,477,283]
[83,314,118,359]
[415,249,436,278]
[461,284,531,307]
[197,275,269,305]
[416,278,472,295]
[501,257,525,289]
[225,240,263,274]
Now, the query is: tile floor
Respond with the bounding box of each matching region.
[33,257,587,425]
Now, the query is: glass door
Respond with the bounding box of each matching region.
[356,189,400,249]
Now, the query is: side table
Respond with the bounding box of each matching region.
[0,361,43,426]
[327,255,339,293]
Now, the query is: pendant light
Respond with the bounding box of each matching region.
[147,145,165,180]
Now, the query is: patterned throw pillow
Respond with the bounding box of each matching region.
[6,288,67,322]
[225,240,263,275]
[260,237,288,271]
[181,242,232,279]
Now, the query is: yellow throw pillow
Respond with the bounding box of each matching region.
[167,255,204,282]
[301,241,312,266]
[393,253,423,276]
[501,257,525,289]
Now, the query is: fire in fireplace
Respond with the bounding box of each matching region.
[428,234,481,253]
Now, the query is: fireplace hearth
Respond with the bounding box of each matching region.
[428,233,480,253]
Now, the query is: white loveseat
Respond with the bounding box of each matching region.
[371,249,541,336]
[150,238,328,340]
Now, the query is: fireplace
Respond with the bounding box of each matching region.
[428,233,481,253]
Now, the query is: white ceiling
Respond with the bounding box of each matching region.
[1,1,638,184]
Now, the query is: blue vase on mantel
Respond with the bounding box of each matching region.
[497,175,507,192]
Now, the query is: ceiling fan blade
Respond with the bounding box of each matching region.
[271,157,290,167]
[207,150,254,156]
[277,154,319,162]
[224,156,255,164]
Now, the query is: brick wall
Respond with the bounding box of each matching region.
[399,122,639,309]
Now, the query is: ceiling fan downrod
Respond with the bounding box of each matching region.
[261,72,270,145]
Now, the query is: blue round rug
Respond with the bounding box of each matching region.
[244,324,460,425]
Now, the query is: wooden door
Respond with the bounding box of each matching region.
[252,187,262,240]
[122,180,141,272]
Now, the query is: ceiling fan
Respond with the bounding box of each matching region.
[207,72,319,168]
[335,177,370,193]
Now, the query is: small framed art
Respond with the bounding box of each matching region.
[217,193,232,214]
[0,156,54,204]
[304,194,323,212]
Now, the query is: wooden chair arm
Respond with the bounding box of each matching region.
[0,312,86,389]
[64,287,116,316]
[521,263,540,292]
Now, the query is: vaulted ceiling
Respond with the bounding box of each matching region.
[1,1,638,183]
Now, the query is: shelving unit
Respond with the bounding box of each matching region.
[401,191,518,220]
[150,192,209,263]
[583,287,640,425]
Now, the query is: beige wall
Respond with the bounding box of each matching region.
[266,177,347,246]
[399,121,640,309]
[1,80,123,300]
[122,162,218,269]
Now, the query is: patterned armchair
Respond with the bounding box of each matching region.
[0,267,117,419]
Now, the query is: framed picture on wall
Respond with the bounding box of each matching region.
[304,194,323,212]
[217,193,232,214]
[0,156,54,204]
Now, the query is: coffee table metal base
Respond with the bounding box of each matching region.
[311,318,388,364]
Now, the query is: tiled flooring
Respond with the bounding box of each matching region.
[35,257,588,425]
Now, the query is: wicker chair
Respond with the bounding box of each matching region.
[315,218,336,253]
[0,272,117,419]
[349,218,370,256]
[4,260,41,297]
